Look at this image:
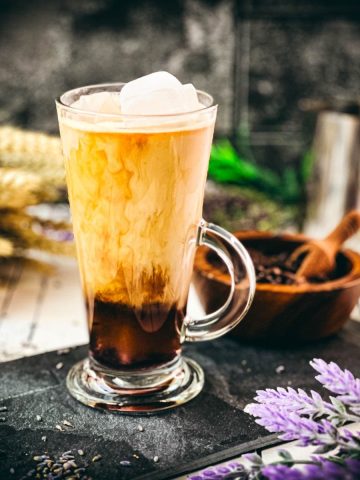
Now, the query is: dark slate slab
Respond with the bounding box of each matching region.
[1,321,360,480]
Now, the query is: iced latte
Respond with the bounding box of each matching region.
[57,73,255,412]
[58,74,215,370]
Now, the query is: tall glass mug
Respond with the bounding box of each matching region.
[56,84,255,413]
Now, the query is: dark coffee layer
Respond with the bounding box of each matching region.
[90,299,184,370]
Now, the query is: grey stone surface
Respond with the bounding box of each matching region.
[0,0,235,135]
[1,321,360,479]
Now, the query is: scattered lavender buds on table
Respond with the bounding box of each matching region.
[55,361,64,370]
[23,450,93,480]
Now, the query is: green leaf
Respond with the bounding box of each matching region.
[330,396,347,415]
[280,168,301,202]
[301,149,315,183]
[209,138,304,204]
[314,444,337,454]
[278,449,294,462]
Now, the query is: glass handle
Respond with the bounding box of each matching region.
[184,220,256,342]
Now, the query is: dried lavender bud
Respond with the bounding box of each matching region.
[62,419,73,427]
[275,365,285,374]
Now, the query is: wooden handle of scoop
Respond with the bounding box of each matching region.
[326,210,360,248]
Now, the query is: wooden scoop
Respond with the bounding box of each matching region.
[290,210,360,280]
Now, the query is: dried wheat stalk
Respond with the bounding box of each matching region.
[0,236,14,257]
[0,126,66,189]
[0,210,74,256]
[0,168,59,208]
[0,126,76,259]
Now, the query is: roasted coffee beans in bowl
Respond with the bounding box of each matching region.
[193,231,360,344]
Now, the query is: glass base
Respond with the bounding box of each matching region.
[66,356,204,414]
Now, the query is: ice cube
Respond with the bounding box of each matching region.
[119,71,181,105]
[180,83,202,111]
[72,92,121,114]
[120,78,203,115]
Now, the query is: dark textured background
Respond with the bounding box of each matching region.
[1,0,360,168]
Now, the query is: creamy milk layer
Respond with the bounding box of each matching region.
[59,118,215,329]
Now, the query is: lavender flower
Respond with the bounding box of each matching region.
[244,403,337,446]
[253,387,333,418]
[310,359,360,415]
[338,428,360,452]
[190,358,360,480]
[249,386,358,426]
[263,457,360,480]
[189,457,360,480]
[187,461,248,480]
[261,464,304,480]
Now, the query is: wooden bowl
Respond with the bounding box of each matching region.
[193,231,360,344]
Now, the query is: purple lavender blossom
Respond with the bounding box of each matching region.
[190,358,360,480]
[262,464,304,480]
[253,387,334,418]
[338,428,360,452]
[263,458,360,480]
[190,457,360,480]
[310,358,360,415]
[187,461,246,480]
[244,403,337,446]
[345,458,360,475]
